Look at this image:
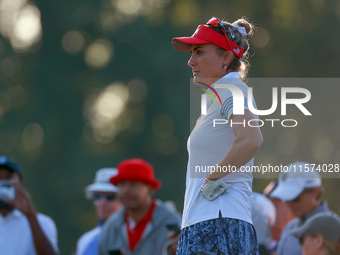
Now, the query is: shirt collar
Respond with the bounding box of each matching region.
[0,209,24,220]
[12,209,23,218]
[98,219,104,227]
[124,200,156,228]
[301,201,329,223]
[212,72,240,88]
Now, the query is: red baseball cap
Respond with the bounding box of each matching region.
[172,18,243,58]
[110,158,162,190]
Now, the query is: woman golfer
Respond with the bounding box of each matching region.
[171,17,263,254]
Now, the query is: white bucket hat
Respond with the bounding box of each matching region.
[85,168,118,199]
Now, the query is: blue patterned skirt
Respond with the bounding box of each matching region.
[176,214,258,255]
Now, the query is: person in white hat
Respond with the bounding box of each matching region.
[290,212,340,255]
[271,161,332,255]
[76,168,122,255]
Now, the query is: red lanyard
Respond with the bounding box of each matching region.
[125,201,156,251]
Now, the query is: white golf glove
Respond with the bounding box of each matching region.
[200,177,232,201]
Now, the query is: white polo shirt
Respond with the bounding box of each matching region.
[181,72,257,229]
[0,209,59,255]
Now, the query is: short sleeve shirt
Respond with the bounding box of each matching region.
[181,72,258,229]
[0,209,59,255]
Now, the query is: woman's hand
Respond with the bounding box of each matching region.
[200,177,232,201]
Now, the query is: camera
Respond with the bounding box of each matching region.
[0,181,15,201]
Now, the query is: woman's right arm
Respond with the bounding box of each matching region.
[206,110,263,181]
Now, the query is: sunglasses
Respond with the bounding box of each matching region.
[93,193,117,201]
[205,17,232,51]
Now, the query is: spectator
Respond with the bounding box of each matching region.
[99,158,181,255]
[290,212,340,255]
[0,156,59,255]
[271,161,332,255]
[264,180,296,243]
[76,168,122,255]
[251,192,276,254]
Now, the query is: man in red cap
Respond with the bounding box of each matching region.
[99,158,181,255]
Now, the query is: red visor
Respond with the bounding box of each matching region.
[172,25,243,58]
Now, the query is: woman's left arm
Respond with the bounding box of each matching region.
[206,110,263,181]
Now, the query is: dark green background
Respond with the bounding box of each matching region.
[1,0,339,253]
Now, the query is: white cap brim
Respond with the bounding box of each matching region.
[85,183,118,199]
[270,182,304,202]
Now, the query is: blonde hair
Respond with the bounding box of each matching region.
[209,17,255,80]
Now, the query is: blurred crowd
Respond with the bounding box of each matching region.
[0,156,339,255]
